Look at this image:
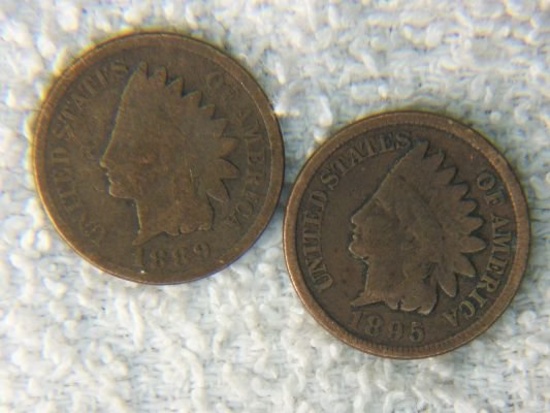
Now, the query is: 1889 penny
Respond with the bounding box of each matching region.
[284,111,529,358]
[33,32,284,284]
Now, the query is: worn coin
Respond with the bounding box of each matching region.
[284,111,529,358]
[33,32,284,284]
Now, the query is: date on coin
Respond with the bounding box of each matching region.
[284,111,529,358]
[33,32,284,284]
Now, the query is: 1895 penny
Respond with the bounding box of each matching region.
[33,32,284,284]
[284,111,529,358]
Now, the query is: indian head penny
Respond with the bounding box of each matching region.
[34,32,284,284]
[284,111,529,358]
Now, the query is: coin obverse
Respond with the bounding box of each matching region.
[284,111,529,358]
[34,32,284,284]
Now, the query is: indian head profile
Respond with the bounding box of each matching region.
[348,141,486,315]
[100,62,238,245]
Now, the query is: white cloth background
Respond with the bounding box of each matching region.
[1,1,549,412]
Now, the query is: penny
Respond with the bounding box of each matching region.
[284,111,529,358]
[33,32,284,284]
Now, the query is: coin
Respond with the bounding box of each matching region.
[33,32,284,284]
[284,111,529,358]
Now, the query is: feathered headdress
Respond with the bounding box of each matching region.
[117,62,239,203]
[375,141,486,298]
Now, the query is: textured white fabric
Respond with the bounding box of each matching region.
[1,1,549,412]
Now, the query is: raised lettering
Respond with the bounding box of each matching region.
[302,210,321,245]
[443,308,459,327]
[394,132,412,148]
[477,171,496,191]
[309,190,327,209]
[306,256,325,274]
[246,169,264,188]
[193,242,210,258]
[79,212,105,244]
[355,136,377,157]
[468,288,487,308]
[238,109,261,139]
[72,93,88,110]
[206,71,225,90]
[486,188,505,205]
[313,273,333,291]
[379,134,395,153]
[346,147,365,168]
[95,67,109,88]
[300,189,333,292]
[354,312,425,342]
[248,149,264,164]
[492,215,510,232]
[53,121,77,143]
[243,188,263,205]
[320,168,339,190]
[331,158,351,177]
[51,147,70,164]
[364,314,384,337]
[487,254,508,275]
[459,300,476,319]
[409,321,425,343]
[389,321,404,340]
[302,243,321,256]
[140,242,211,271]
[492,232,512,256]
[110,61,129,77]
[479,272,500,293]
[478,172,506,205]
[236,200,254,217]
[81,75,99,98]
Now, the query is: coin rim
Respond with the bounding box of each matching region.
[33,31,284,284]
[283,110,530,358]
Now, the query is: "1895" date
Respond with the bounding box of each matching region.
[351,311,425,343]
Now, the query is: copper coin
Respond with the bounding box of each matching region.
[33,32,284,284]
[284,111,529,358]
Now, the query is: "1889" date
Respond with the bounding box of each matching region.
[136,242,210,271]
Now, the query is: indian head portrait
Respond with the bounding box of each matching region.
[100,62,239,245]
[348,141,486,315]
